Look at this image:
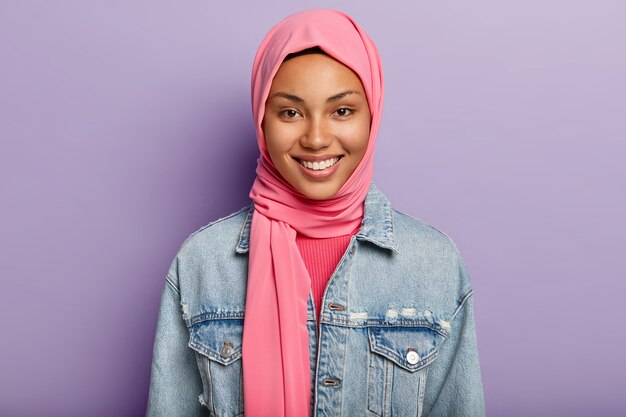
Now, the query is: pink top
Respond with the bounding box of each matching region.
[296,230,356,326]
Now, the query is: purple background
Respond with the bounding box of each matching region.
[1,1,624,416]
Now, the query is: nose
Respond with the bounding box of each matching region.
[299,117,332,150]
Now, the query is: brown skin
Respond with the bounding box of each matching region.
[263,53,371,200]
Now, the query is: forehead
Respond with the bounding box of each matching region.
[268,53,366,96]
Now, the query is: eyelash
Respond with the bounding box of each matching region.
[279,108,354,119]
[334,107,353,117]
[280,109,300,118]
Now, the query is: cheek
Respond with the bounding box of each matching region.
[263,122,285,156]
[341,119,370,154]
[264,120,298,153]
[263,123,302,175]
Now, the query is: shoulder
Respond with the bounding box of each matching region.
[165,205,251,290]
[179,205,251,252]
[391,207,473,300]
[392,208,462,256]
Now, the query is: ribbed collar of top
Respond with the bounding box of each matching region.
[236,183,399,254]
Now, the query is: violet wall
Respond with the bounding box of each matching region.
[1,1,624,416]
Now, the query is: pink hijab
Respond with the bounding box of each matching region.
[242,9,384,416]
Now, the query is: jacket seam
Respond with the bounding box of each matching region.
[428,288,476,413]
[165,275,180,295]
[452,289,473,320]
[180,205,250,249]
[236,204,254,253]
[392,208,463,254]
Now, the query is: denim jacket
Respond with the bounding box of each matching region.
[146,184,485,417]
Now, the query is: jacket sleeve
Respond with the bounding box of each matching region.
[146,275,208,417]
[423,260,486,417]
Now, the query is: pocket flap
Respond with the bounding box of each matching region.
[188,319,244,365]
[367,326,445,372]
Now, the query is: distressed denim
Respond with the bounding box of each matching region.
[146,184,485,417]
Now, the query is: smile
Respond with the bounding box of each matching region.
[297,157,341,171]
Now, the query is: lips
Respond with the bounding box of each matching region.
[294,154,343,167]
[293,155,343,179]
[296,156,341,171]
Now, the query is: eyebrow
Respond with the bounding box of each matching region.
[270,90,361,104]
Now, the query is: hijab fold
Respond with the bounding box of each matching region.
[242,9,384,416]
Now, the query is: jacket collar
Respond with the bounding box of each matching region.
[236,183,398,254]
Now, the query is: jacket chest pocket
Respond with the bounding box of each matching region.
[188,318,244,417]
[366,325,445,417]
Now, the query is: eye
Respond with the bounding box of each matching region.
[334,107,353,117]
[280,109,300,119]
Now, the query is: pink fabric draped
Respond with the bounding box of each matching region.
[242,9,384,416]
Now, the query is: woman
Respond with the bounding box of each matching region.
[147,9,485,417]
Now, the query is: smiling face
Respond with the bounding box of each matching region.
[262,52,371,200]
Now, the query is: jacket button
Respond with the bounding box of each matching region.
[220,340,234,359]
[406,349,420,365]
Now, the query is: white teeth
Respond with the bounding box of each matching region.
[299,157,339,171]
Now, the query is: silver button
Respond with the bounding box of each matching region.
[220,340,234,358]
[406,350,420,365]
